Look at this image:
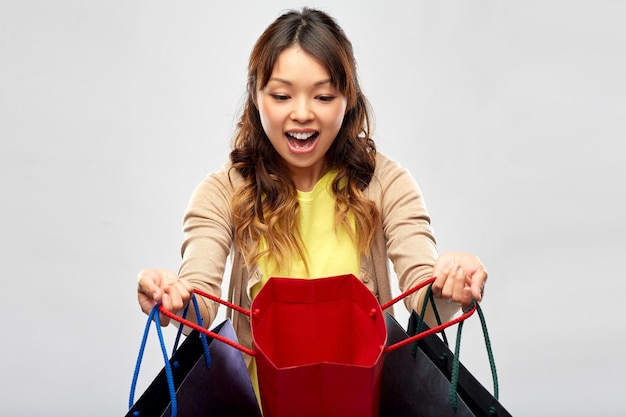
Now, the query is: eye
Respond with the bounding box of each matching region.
[317,95,336,102]
[271,94,290,101]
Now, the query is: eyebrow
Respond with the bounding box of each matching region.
[268,77,332,87]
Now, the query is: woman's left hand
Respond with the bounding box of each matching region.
[431,252,488,310]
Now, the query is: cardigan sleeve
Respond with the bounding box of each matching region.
[372,154,459,321]
[178,163,239,326]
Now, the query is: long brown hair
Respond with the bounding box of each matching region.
[230,7,379,270]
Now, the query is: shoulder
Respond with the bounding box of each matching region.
[187,161,245,207]
[370,152,417,189]
[364,152,426,209]
[197,161,244,192]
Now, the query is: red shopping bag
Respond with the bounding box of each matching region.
[251,274,387,417]
[160,274,476,417]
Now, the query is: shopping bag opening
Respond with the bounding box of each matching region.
[251,274,387,369]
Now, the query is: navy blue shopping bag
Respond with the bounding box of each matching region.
[126,299,261,417]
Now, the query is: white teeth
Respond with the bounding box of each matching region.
[287,132,316,140]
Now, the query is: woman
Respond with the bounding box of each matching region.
[137,5,488,396]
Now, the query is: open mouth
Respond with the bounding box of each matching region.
[285,131,319,152]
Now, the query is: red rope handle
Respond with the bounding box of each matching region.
[385,301,477,352]
[192,288,251,316]
[158,305,255,356]
[380,277,437,311]
[380,276,480,352]
[161,276,474,357]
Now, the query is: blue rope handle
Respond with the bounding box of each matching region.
[171,303,189,354]
[128,295,212,417]
[128,304,178,417]
[129,306,157,409]
[171,296,211,367]
[154,308,178,417]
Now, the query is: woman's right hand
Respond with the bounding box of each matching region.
[137,269,194,326]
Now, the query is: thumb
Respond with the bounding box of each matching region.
[137,269,165,314]
[461,286,473,310]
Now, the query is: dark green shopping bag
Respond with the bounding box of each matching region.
[379,294,512,416]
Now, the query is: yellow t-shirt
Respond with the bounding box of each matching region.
[249,169,360,407]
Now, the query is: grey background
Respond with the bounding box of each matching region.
[1,1,624,416]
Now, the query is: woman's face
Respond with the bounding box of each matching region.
[256,45,348,190]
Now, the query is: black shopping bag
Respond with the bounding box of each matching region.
[126,314,261,417]
[379,310,511,417]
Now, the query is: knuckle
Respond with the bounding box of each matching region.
[137,269,152,280]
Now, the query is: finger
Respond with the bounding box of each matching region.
[137,269,163,301]
[137,270,165,315]
[461,286,473,310]
[138,292,157,315]
[431,257,451,298]
[451,267,466,302]
[175,278,195,299]
[158,293,172,327]
[470,266,488,302]
[440,263,458,300]
[431,267,447,298]
[164,280,191,312]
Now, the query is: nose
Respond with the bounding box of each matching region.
[290,97,314,123]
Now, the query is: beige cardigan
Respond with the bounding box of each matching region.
[178,152,459,354]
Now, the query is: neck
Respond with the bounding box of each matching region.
[290,164,328,192]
